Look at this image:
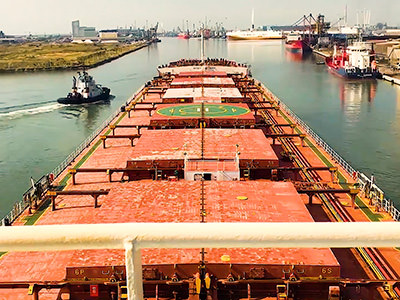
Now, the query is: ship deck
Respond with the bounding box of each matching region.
[2,60,400,300]
[170,77,236,88]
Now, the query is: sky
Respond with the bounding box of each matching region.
[1,0,400,35]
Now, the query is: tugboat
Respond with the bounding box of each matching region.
[325,42,381,79]
[57,71,110,104]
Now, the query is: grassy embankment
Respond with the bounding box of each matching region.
[0,42,147,72]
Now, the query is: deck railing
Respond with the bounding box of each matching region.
[1,85,145,226]
[259,82,400,221]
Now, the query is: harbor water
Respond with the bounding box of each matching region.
[1,38,399,218]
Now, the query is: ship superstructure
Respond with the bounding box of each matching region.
[1,58,400,299]
[57,71,110,104]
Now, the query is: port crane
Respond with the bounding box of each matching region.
[291,13,330,36]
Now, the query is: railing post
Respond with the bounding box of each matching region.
[124,241,143,300]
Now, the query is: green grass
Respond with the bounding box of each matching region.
[0,42,146,72]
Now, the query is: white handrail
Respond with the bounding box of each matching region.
[1,222,400,300]
[2,222,400,251]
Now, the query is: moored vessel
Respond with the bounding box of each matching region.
[57,71,110,105]
[325,42,381,79]
[1,58,400,300]
[226,29,283,40]
[227,9,283,40]
[177,32,190,39]
[285,32,311,53]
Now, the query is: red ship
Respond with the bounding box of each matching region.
[285,33,311,53]
[325,42,381,79]
[178,32,190,39]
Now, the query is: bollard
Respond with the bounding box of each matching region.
[93,195,99,208]
[274,106,280,117]
[109,124,116,135]
[290,124,296,134]
[107,169,112,182]
[100,136,107,149]
[300,134,306,147]
[308,193,313,205]
[329,167,337,183]
[69,169,77,185]
[349,188,360,209]
[47,191,57,211]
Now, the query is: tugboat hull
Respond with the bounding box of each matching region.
[57,88,110,105]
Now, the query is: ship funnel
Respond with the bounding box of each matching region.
[201,24,205,64]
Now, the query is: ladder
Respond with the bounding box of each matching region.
[243,169,251,180]
[156,169,162,180]
[118,283,128,300]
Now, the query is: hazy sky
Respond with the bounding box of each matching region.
[2,0,400,35]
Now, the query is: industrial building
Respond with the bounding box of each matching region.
[99,30,118,42]
[71,20,97,39]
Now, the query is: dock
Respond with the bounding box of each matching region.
[312,48,331,58]
[382,74,400,86]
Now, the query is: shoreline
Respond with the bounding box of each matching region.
[0,41,151,73]
[382,74,400,85]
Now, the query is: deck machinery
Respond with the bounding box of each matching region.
[1,59,400,300]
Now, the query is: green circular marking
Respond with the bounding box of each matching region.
[157,104,250,117]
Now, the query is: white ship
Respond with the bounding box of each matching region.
[226,30,283,40]
[226,9,283,40]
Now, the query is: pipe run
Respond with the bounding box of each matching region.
[1,222,400,251]
[1,222,400,300]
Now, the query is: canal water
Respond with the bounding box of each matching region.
[1,38,399,218]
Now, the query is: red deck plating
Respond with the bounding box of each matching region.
[0,181,339,285]
[128,128,278,166]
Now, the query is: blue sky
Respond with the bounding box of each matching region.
[2,0,399,34]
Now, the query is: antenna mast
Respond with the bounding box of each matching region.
[251,8,255,31]
[201,23,205,64]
